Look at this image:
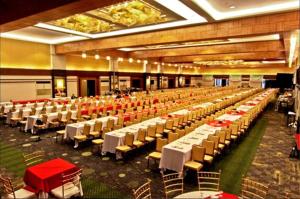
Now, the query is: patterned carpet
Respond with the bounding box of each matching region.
[0,103,299,198]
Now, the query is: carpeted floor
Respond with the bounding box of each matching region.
[0,102,299,198]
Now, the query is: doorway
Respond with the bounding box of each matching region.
[215,78,228,87]
[168,79,175,88]
[80,78,96,97]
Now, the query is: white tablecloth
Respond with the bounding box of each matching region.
[6,109,31,124]
[102,117,166,154]
[64,116,118,140]
[24,111,77,133]
[174,191,229,199]
[159,124,220,172]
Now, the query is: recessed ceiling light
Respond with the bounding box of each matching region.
[137,60,141,63]
[106,56,111,60]
[95,54,100,60]
[229,6,235,9]
[129,58,133,63]
[82,52,87,59]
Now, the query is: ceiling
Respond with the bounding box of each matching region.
[1,0,299,69]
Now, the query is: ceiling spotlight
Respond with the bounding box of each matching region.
[137,59,141,63]
[95,54,100,60]
[81,52,87,59]
[154,62,158,64]
[129,58,133,63]
[229,5,235,9]
[168,63,171,66]
[144,60,148,64]
[161,62,165,66]
[106,56,111,60]
[175,64,178,67]
[118,57,123,62]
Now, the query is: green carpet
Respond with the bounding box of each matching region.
[212,117,268,195]
[0,142,125,199]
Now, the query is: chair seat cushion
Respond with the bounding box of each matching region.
[56,130,65,135]
[74,135,87,141]
[8,188,36,199]
[148,152,161,159]
[145,136,155,142]
[225,140,230,145]
[51,182,80,199]
[116,145,132,152]
[163,129,171,134]
[184,161,203,170]
[89,131,100,137]
[204,155,214,163]
[218,143,225,150]
[133,140,144,147]
[92,139,104,145]
[155,133,163,138]
[231,135,238,140]
[10,118,21,121]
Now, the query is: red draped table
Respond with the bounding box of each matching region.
[24,158,78,197]
[174,191,239,199]
[295,134,300,150]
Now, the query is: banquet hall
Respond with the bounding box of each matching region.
[0,0,299,198]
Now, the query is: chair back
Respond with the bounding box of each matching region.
[132,179,152,199]
[61,169,82,198]
[66,111,72,122]
[0,176,16,198]
[52,106,57,113]
[208,135,220,150]
[216,130,226,144]
[94,121,103,132]
[202,140,215,156]
[175,129,185,138]
[125,133,134,147]
[82,124,91,136]
[23,150,45,167]
[18,109,23,118]
[147,125,156,137]
[192,145,205,162]
[137,129,146,142]
[197,170,221,191]
[168,132,179,143]
[57,112,63,121]
[42,114,48,124]
[241,178,268,199]
[156,123,164,134]
[156,138,168,152]
[165,119,174,129]
[162,172,183,199]
[106,118,115,130]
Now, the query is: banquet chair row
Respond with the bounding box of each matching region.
[132,170,269,199]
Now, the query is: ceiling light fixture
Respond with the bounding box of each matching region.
[82,52,87,59]
[137,59,141,63]
[144,60,148,64]
[95,54,100,60]
[118,57,123,62]
[229,5,235,9]
[106,56,111,60]
[129,58,133,63]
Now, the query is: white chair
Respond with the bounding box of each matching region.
[51,169,83,199]
[0,175,36,199]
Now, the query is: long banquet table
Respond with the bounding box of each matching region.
[159,89,276,172]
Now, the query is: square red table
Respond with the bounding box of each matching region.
[24,158,78,193]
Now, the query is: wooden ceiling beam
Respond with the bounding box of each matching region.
[0,0,126,33]
[162,51,285,63]
[55,11,299,54]
[129,40,284,58]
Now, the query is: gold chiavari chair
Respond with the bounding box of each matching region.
[51,169,83,198]
[74,124,91,148]
[132,179,152,199]
[197,170,221,192]
[202,140,215,164]
[23,150,45,167]
[162,172,183,199]
[241,178,268,199]
[0,175,36,199]
[168,132,179,143]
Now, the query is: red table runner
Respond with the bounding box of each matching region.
[24,158,78,193]
[208,120,232,127]
[227,110,245,115]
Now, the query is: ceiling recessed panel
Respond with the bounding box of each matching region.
[193,0,299,20]
[47,0,180,34]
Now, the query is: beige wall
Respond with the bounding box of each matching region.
[0,38,51,69]
[118,60,144,72]
[0,75,52,102]
[66,55,109,71]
